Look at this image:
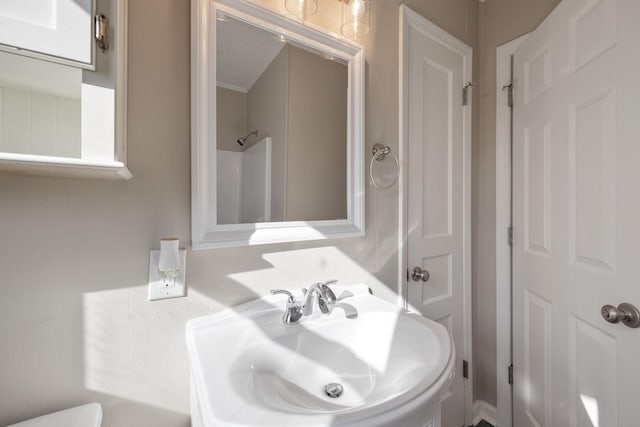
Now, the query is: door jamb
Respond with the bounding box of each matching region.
[496,33,529,427]
[398,5,474,425]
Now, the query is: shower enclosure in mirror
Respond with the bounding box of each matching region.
[192,0,365,248]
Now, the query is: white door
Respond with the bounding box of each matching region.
[401,6,472,427]
[513,0,640,425]
[0,0,94,67]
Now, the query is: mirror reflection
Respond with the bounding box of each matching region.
[216,14,348,224]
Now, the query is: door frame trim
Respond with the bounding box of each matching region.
[495,33,529,427]
[398,5,473,425]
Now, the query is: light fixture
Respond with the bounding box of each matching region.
[284,0,318,21]
[148,238,187,301]
[340,0,370,41]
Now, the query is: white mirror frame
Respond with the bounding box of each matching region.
[191,0,365,249]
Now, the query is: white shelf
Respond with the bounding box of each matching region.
[0,152,132,180]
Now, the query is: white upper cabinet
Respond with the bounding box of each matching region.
[0,0,94,68]
[0,0,130,180]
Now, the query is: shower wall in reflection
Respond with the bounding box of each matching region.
[217,138,272,224]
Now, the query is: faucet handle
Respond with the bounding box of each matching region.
[270,289,296,304]
[270,289,303,324]
[320,280,338,304]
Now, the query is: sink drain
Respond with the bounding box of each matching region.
[323,382,344,398]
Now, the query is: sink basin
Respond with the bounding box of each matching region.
[187,285,455,427]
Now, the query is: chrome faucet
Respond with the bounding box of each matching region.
[270,280,338,324]
[303,280,338,316]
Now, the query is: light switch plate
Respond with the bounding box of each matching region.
[148,249,187,301]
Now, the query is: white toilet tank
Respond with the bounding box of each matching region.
[7,403,102,427]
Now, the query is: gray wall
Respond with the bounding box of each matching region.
[0,1,479,426]
[285,46,347,221]
[246,44,348,222]
[473,0,561,407]
[216,86,246,152]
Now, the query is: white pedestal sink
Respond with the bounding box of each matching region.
[187,285,455,427]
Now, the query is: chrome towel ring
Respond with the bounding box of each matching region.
[370,143,399,189]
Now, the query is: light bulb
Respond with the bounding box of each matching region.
[284,0,318,21]
[158,238,181,280]
[341,0,370,40]
[351,0,363,18]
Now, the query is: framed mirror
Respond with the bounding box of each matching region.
[191,0,364,249]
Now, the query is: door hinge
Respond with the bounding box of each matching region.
[508,364,514,385]
[463,360,469,379]
[462,82,475,106]
[503,83,514,107]
[95,14,110,52]
[508,226,514,246]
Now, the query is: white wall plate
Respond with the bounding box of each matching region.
[148,249,187,301]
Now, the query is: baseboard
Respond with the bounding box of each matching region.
[472,400,497,426]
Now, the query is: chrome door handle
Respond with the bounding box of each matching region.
[601,303,640,328]
[411,266,430,282]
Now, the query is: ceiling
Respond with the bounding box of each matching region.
[216,15,285,92]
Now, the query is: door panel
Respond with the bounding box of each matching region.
[513,0,640,425]
[568,315,618,427]
[523,290,551,427]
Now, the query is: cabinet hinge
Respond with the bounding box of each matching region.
[95,14,110,52]
[463,360,469,379]
[462,82,475,106]
[508,364,514,385]
[508,226,513,246]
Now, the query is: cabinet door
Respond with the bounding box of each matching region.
[0,0,94,67]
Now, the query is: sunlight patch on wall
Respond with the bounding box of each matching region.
[83,286,211,413]
[226,246,395,302]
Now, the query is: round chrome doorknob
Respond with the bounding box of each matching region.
[411,267,430,282]
[618,303,640,328]
[601,303,640,328]
[601,305,621,323]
